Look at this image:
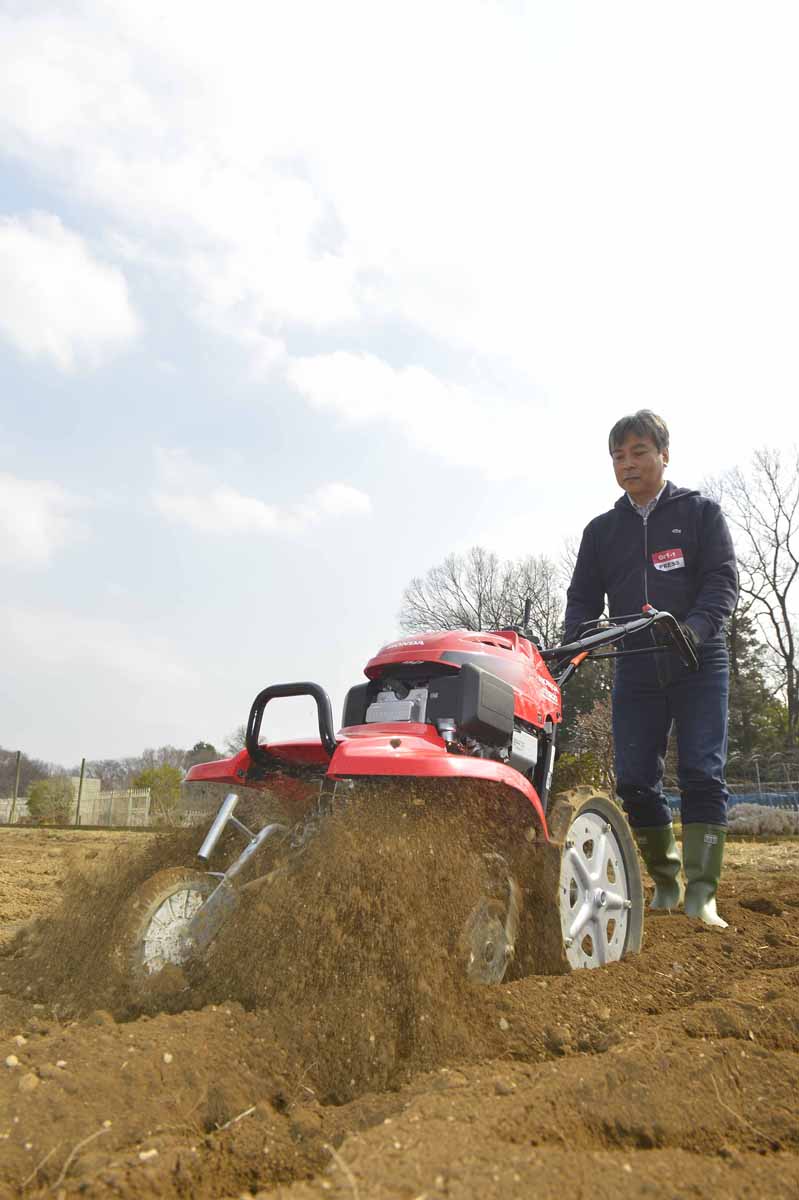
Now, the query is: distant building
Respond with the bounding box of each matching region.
[68,777,151,825]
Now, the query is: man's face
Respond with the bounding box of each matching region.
[611,432,668,504]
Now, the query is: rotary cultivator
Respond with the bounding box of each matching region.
[118,606,698,985]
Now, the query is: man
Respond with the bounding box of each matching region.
[564,410,738,928]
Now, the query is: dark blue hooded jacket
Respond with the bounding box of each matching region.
[564,481,738,648]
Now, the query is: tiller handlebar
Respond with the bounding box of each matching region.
[540,606,699,687]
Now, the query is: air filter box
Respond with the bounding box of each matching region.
[458,661,515,746]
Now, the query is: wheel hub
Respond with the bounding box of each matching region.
[141,886,207,975]
[463,859,521,985]
[464,901,510,983]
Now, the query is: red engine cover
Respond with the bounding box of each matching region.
[185,628,559,841]
[365,630,561,730]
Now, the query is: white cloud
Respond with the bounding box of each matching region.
[0,6,362,352]
[0,471,85,566]
[301,482,373,520]
[152,448,371,535]
[0,3,797,447]
[287,351,535,480]
[0,212,139,370]
[0,606,194,688]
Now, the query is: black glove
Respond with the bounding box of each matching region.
[653,620,699,687]
[653,619,698,653]
[679,621,699,652]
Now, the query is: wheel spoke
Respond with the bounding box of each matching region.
[568,899,593,940]
[594,833,609,880]
[565,846,592,890]
[592,919,608,966]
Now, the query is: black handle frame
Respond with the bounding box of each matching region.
[539,607,699,685]
[246,681,338,764]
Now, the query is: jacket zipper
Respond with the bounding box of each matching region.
[642,512,650,605]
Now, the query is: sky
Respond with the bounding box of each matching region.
[1,0,798,765]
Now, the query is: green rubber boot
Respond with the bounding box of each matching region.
[633,825,684,910]
[682,823,728,929]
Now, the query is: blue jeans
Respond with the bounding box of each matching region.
[613,640,730,829]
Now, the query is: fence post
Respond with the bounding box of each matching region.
[74,757,86,826]
[9,751,21,824]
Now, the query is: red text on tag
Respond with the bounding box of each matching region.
[652,548,685,572]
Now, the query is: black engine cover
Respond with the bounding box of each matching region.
[341,661,515,749]
[457,661,515,746]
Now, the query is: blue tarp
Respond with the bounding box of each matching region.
[665,791,799,810]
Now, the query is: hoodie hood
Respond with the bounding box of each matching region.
[614,480,700,512]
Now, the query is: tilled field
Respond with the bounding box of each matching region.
[1,825,798,1199]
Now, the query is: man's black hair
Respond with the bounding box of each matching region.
[608,410,669,455]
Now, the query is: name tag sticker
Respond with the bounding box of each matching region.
[652,548,685,571]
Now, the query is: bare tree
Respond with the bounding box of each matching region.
[505,555,564,646]
[223,725,247,755]
[713,448,798,747]
[0,747,52,796]
[399,547,507,633]
[138,745,187,771]
[398,546,564,643]
[81,757,142,790]
[559,536,580,588]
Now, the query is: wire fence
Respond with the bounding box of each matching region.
[0,789,155,827]
[665,780,799,813]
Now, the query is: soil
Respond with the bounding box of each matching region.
[1,812,799,1199]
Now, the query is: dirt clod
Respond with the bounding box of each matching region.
[740,897,784,915]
